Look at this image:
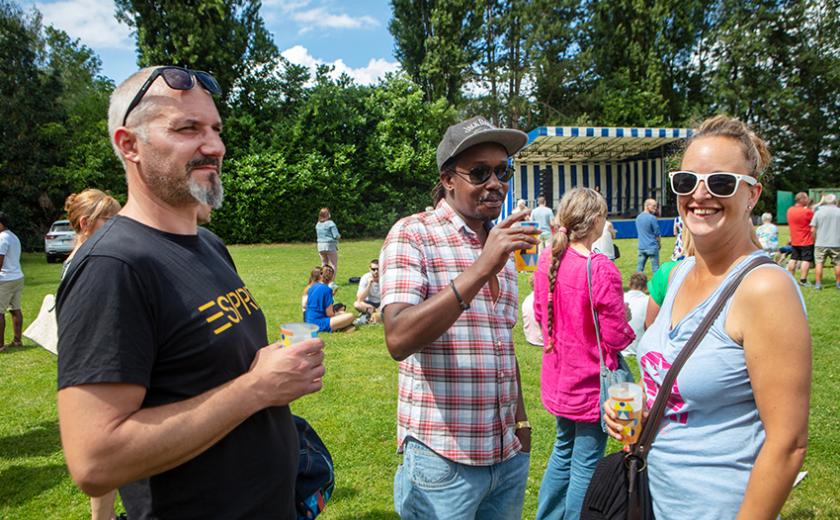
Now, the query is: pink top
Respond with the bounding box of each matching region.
[534,247,635,422]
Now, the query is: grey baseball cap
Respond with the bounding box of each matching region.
[436,116,528,170]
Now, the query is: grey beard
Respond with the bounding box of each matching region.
[188,174,224,209]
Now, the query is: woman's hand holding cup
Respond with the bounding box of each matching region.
[604,382,648,445]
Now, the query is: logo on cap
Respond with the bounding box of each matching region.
[463,117,493,134]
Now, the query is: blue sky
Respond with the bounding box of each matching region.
[25,0,399,84]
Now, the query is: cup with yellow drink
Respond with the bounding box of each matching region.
[608,382,644,446]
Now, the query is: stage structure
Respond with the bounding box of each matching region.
[502,126,693,223]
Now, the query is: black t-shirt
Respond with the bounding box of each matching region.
[57,216,297,519]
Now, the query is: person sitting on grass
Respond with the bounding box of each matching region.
[622,272,649,358]
[304,265,355,332]
[301,266,322,319]
[353,259,380,324]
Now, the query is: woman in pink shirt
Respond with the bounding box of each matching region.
[533,187,635,520]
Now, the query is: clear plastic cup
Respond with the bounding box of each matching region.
[608,382,644,445]
[514,221,540,272]
[280,323,319,347]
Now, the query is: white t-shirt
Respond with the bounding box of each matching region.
[521,291,543,346]
[356,272,381,305]
[592,221,615,260]
[0,229,23,282]
[622,289,648,356]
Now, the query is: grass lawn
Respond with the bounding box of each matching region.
[1,229,838,519]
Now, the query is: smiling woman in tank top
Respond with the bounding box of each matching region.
[604,116,811,520]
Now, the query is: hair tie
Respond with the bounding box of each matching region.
[558,226,568,235]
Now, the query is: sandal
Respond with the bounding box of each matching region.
[9,340,23,348]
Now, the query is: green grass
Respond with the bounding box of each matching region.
[1,230,838,519]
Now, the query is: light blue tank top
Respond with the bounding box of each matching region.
[637,251,804,519]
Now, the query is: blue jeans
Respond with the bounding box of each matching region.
[535,417,607,520]
[394,438,530,519]
[637,248,660,274]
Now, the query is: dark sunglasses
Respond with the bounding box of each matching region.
[122,66,222,126]
[669,170,757,198]
[452,164,514,185]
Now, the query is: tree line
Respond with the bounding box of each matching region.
[392,0,839,209]
[2,0,838,248]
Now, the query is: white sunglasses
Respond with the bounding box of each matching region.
[669,171,757,198]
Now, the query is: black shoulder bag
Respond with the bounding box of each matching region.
[580,255,772,520]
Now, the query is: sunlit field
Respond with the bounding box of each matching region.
[1,228,837,518]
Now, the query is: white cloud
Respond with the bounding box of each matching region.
[291,7,378,33]
[36,0,132,49]
[281,45,400,86]
[262,0,311,11]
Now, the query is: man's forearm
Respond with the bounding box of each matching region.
[384,264,489,360]
[59,374,263,496]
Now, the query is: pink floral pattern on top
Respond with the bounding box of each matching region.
[640,351,688,424]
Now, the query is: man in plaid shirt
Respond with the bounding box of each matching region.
[381,117,540,519]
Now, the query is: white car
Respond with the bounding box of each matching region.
[44,219,75,263]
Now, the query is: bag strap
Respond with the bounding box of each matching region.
[586,254,607,373]
[634,255,773,456]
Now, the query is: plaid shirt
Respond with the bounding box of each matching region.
[380,200,522,466]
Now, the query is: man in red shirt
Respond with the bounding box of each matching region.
[786,192,815,285]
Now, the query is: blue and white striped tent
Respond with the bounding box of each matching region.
[500,126,693,220]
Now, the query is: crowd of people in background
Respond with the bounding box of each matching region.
[784,192,840,289]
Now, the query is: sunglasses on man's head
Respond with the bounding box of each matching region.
[122,66,222,126]
[669,170,758,198]
[452,164,514,185]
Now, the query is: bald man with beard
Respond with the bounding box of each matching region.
[56,67,325,519]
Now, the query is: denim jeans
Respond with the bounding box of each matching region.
[636,248,660,274]
[535,417,607,520]
[394,438,530,519]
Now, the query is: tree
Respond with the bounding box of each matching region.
[0,2,65,246]
[43,27,123,198]
[390,0,482,105]
[468,0,533,128]
[114,0,279,108]
[700,0,840,212]
[0,2,122,247]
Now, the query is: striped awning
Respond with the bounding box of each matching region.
[517,126,693,162]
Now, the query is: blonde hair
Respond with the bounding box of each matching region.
[303,266,322,296]
[546,188,607,350]
[318,208,331,222]
[686,115,772,177]
[64,189,121,243]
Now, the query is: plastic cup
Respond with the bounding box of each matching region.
[514,221,540,272]
[280,323,319,347]
[608,382,644,445]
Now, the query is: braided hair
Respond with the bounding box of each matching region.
[545,187,607,351]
